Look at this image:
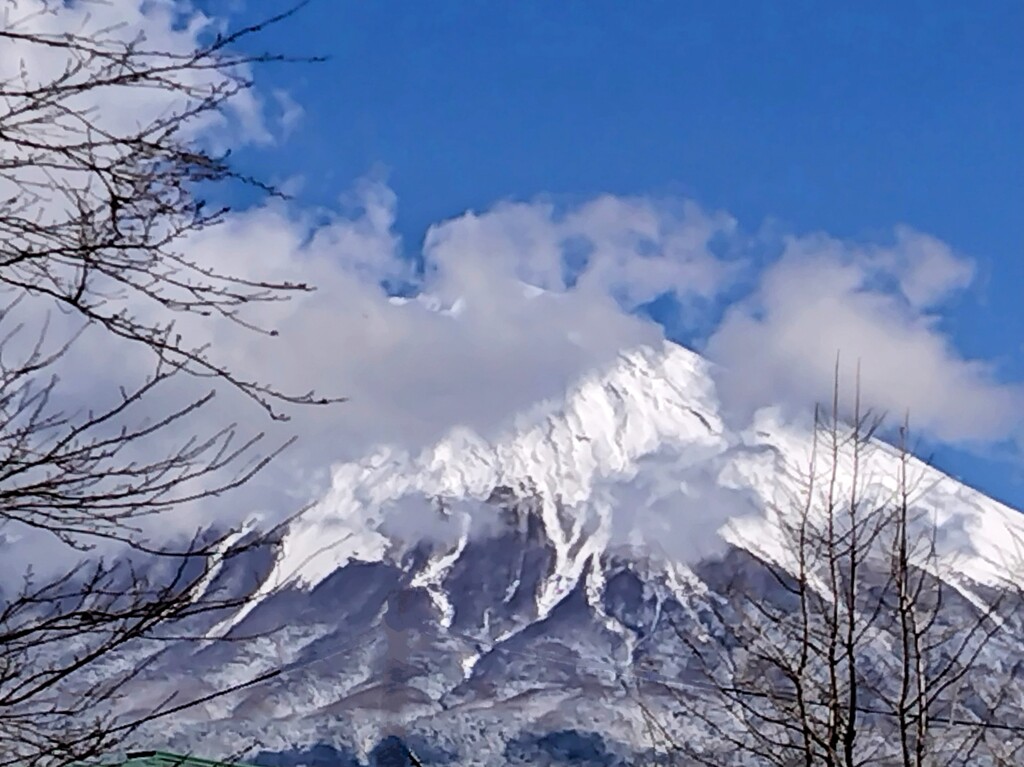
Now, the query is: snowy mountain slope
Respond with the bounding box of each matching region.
[129,340,1024,765]
[215,342,726,636]
[223,340,1024,634]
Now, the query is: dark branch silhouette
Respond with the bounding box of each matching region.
[0,3,330,765]
[637,371,1024,765]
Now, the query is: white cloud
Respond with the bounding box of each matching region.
[8,176,1019,565]
[4,0,1022,575]
[180,188,1021,551]
[883,226,975,310]
[0,169,741,575]
[422,195,737,311]
[179,184,739,471]
[272,88,305,138]
[705,229,1021,443]
[0,0,275,165]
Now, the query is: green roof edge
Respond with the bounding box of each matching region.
[72,750,261,767]
[125,751,261,767]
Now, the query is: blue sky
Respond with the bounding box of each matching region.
[201,1,1023,508]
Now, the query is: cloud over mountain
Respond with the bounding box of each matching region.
[7,0,1020,550]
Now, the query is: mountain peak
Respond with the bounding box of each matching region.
[157,342,1024,763]
[219,340,1024,640]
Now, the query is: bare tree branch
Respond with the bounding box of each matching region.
[0,3,332,764]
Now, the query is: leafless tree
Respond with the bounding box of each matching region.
[0,2,332,764]
[646,373,1024,766]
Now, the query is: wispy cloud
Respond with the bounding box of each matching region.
[167,180,1024,540]
[5,0,1021,566]
[177,183,739,461]
[16,172,1018,557]
[705,228,1020,442]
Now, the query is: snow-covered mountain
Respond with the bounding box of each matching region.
[130,341,1024,766]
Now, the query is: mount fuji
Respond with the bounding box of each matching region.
[124,341,1024,766]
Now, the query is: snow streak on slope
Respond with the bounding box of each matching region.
[220,341,1024,636]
